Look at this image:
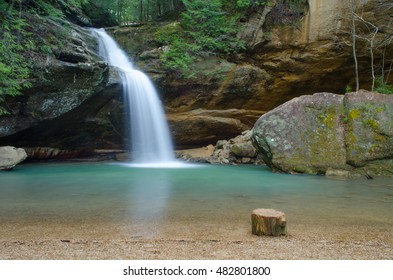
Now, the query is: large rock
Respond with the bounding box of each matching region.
[252,91,393,176]
[0,146,27,170]
[344,92,393,175]
[168,109,264,148]
[0,19,124,153]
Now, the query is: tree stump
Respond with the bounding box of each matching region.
[251,208,287,236]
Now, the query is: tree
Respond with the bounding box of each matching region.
[342,0,392,93]
[350,0,360,92]
[154,0,246,75]
[86,0,184,24]
[181,0,244,53]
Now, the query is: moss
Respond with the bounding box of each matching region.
[376,106,386,114]
[348,132,358,145]
[374,134,388,142]
[367,119,380,129]
[324,111,337,129]
[349,109,362,119]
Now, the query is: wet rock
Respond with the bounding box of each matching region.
[115,152,132,162]
[0,146,27,170]
[325,168,352,178]
[24,147,92,160]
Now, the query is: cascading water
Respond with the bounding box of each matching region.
[92,28,176,165]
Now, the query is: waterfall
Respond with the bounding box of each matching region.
[92,28,175,165]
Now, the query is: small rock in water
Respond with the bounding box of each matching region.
[0,146,27,171]
[325,168,351,178]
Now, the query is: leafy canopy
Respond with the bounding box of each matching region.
[156,0,246,76]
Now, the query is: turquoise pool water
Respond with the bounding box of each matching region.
[0,162,392,240]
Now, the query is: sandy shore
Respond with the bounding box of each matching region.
[1,237,392,260]
[1,221,392,259]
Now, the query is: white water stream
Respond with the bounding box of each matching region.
[92,28,176,165]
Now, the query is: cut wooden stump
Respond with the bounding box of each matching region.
[251,208,287,236]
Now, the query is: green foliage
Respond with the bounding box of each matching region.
[236,0,271,9]
[154,23,198,74]
[0,12,34,115]
[345,84,353,93]
[375,77,393,95]
[0,0,92,115]
[86,0,184,24]
[155,0,245,75]
[34,0,64,18]
[182,0,244,53]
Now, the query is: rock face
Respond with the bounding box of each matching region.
[252,91,393,176]
[168,109,264,148]
[0,146,27,170]
[112,0,392,113]
[0,20,124,156]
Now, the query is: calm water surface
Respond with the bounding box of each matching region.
[1,162,392,239]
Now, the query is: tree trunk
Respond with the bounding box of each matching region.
[251,208,287,236]
[351,0,359,93]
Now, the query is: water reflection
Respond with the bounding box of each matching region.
[125,168,172,237]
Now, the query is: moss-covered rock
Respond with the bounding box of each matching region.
[252,91,393,177]
[344,91,393,167]
[0,18,124,153]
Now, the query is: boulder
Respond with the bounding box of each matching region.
[252,91,393,177]
[208,130,262,165]
[231,143,257,158]
[0,146,27,170]
[252,92,348,174]
[344,92,393,167]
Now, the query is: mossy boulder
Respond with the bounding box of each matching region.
[252,92,348,174]
[344,91,393,174]
[252,91,393,177]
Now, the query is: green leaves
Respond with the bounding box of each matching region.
[181,0,245,53]
[236,0,271,9]
[0,10,34,115]
[375,77,393,95]
[156,0,245,76]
